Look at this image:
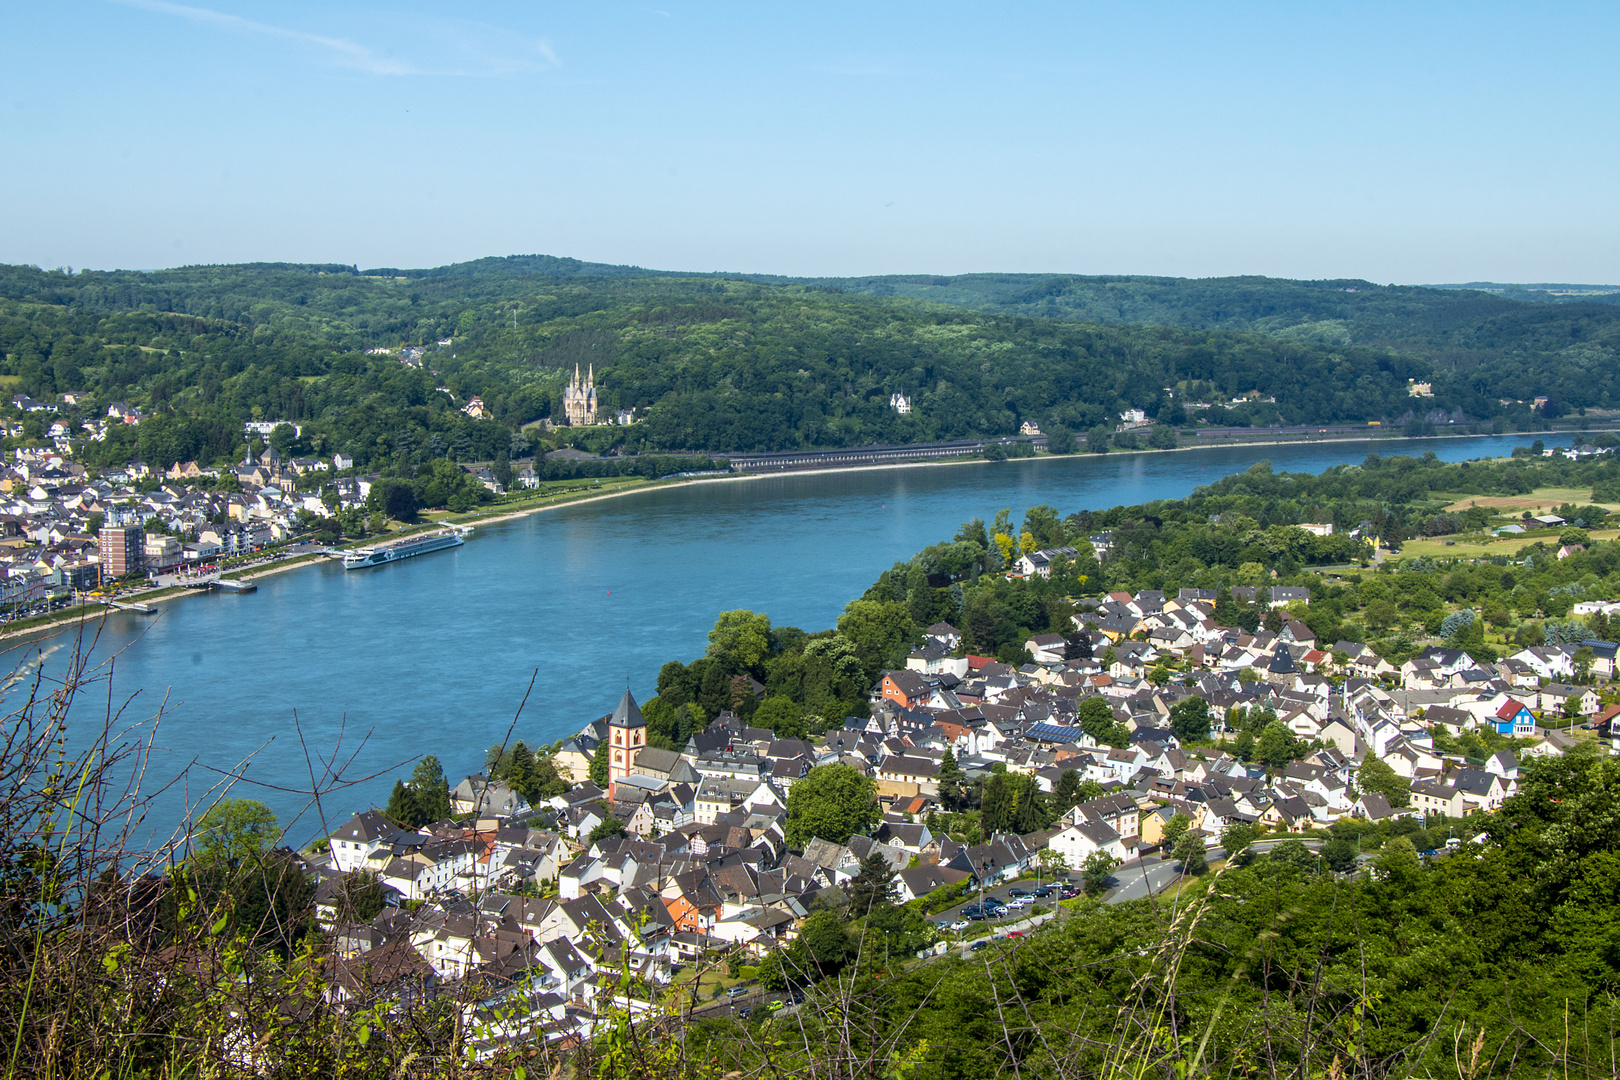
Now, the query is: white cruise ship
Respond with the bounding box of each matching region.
[342,526,469,569]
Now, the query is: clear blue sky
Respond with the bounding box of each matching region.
[3,2,1616,282]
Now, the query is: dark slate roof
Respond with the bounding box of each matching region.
[610,689,645,729]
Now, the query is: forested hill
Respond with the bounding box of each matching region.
[806,272,1620,379]
[0,259,1615,467]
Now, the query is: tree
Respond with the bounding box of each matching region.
[1356,757,1412,809]
[938,748,965,809]
[1364,599,1399,633]
[269,423,297,457]
[1081,850,1118,894]
[1078,696,1129,747]
[1160,814,1191,850]
[1267,839,1321,873]
[786,764,879,847]
[1086,426,1110,454]
[1574,645,1595,684]
[193,799,279,865]
[799,909,853,975]
[1173,831,1208,875]
[375,479,421,522]
[846,852,898,918]
[1221,821,1258,863]
[335,870,387,922]
[589,816,627,845]
[1052,768,1082,812]
[980,772,1015,834]
[385,780,417,828]
[1011,773,1049,834]
[1168,696,1211,742]
[409,755,451,823]
[1322,833,1359,872]
[589,738,610,787]
[707,609,773,674]
[1045,425,1076,454]
[753,695,805,738]
[1254,720,1307,769]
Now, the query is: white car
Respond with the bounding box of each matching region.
[949,919,970,931]
[1007,896,1035,909]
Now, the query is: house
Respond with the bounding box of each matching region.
[1539,683,1601,717]
[449,775,529,818]
[894,864,970,903]
[1025,633,1069,664]
[1490,699,1537,737]
[1409,780,1471,817]
[1015,546,1079,580]
[1048,819,1127,866]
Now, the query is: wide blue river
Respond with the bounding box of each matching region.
[11,434,1537,844]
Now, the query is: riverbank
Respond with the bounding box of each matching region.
[0,426,1576,647]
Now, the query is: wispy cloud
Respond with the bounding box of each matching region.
[110,0,558,77]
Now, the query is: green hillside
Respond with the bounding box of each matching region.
[0,259,1613,468]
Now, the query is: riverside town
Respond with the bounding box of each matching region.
[235,445,1620,1065]
[9,6,1620,1071]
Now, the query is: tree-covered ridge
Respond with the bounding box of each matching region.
[818,271,1620,379]
[0,259,1611,464]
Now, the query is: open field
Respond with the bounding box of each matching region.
[1440,486,1620,514]
[1391,526,1620,561]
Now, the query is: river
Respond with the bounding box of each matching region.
[10,434,1539,844]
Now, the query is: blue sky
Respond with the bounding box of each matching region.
[2,2,1616,281]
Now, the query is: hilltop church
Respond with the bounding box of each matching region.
[562,364,598,426]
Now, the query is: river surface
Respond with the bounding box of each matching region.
[11,434,1538,844]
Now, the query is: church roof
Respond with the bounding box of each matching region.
[610,689,645,729]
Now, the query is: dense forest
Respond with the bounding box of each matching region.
[0,258,1614,468]
[816,271,1620,402]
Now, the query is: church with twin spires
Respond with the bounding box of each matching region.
[562,364,598,426]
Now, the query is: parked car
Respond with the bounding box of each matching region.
[970,940,991,951]
[1008,896,1034,909]
[727,986,747,999]
[1007,887,1029,897]
[949,919,970,931]
[1059,887,1081,899]
[1032,885,1056,897]
[1006,929,1024,938]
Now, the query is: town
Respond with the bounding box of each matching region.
[0,398,547,618]
[305,569,1619,1056]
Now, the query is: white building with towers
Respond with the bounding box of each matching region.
[563,364,599,426]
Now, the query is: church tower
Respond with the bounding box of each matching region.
[605,688,646,800]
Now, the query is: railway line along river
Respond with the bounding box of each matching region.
[12,434,1539,844]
